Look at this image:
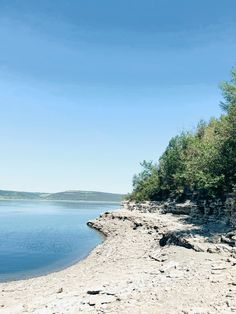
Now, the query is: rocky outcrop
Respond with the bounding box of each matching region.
[122,200,198,215]
[225,194,236,225]
[123,194,236,226]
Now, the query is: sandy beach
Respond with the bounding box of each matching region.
[1,208,236,314]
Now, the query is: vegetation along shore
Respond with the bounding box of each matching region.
[128,69,236,204]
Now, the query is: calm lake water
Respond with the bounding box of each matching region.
[0,200,120,282]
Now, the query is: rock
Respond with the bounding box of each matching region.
[207,246,221,254]
[191,243,205,253]
[221,235,236,247]
[88,294,117,306]
[57,288,63,294]
[124,198,236,227]
[133,221,143,230]
[226,231,236,238]
[87,289,101,295]
[159,232,205,252]
[211,264,227,270]
[88,297,96,306]
[87,221,94,227]
[149,252,168,262]
[160,261,179,273]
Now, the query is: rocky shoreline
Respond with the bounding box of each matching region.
[1,208,236,313]
[123,195,236,226]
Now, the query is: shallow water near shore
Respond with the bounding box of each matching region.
[0,200,119,282]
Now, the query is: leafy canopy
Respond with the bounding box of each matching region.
[129,68,236,202]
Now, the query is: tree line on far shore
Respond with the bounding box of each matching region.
[128,69,236,202]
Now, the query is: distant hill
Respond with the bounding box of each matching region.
[0,190,124,202]
[44,190,124,202]
[0,190,44,200]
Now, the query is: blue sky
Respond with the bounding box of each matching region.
[0,0,236,194]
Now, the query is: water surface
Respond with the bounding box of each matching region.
[0,200,119,282]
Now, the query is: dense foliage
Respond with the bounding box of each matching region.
[129,69,236,202]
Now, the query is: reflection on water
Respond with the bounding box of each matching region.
[0,200,119,282]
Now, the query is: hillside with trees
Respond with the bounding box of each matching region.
[0,190,124,202]
[129,69,236,202]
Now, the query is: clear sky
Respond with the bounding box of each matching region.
[0,0,236,194]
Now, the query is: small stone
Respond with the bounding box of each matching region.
[87,290,101,295]
[160,261,179,273]
[57,287,63,293]
[211,264,227,270]
[88,294,116,306]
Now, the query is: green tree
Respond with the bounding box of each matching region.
[220,68,236,111]
[129,68,236,203]
[130,161,160,201]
